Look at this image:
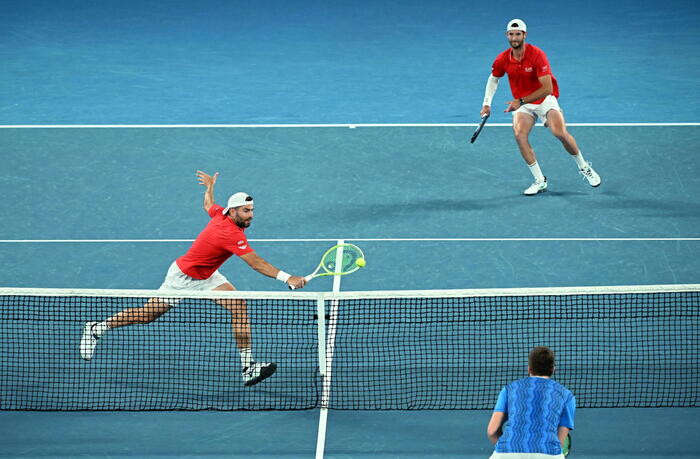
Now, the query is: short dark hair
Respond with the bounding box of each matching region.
[529,346,555,376]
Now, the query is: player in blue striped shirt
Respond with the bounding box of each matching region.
[487,346,575,458]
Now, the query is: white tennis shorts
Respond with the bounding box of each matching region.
[512,95,562,123]
[490,453,565,459]
[157,261,230,304]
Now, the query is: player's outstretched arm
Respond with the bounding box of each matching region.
[196,170,219,212]
[240,252,307,289]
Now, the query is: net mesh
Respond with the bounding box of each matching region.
[327,292,699,409]
[1,286,698,411]
[0,293,319,410]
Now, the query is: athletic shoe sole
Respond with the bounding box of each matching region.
[524,188,547,196]
[244,363,277,387]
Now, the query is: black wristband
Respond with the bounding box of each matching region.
[519,98,526,106]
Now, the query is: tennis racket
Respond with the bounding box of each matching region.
[470,114,489,143]
[562,433,571,457]
[289,243,366,289]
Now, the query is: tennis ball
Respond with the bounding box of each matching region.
[356,258,366,267]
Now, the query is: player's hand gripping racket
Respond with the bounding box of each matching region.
[470,114,489,143]
[289,243,366,289]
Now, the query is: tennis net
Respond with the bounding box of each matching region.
[1,285,698,410]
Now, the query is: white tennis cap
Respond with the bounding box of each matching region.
[222,192,253,214]
[507,18,527,32]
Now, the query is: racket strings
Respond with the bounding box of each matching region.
[321,246,363,273]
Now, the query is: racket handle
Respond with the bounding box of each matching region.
[288,274,313,290]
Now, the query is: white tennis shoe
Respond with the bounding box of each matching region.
[80,321,100,361]
[242,361,277,387]
[523,177,547,195]
[579,162,601,187]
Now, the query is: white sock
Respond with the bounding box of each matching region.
[528,161,545,182]
[240,347,253,369]
[573,151,588,169]
[91,321,109,338]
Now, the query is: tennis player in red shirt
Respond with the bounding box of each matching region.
[80,170,306,387]
[481,19,601,195]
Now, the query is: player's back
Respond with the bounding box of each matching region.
[495,377,573,454]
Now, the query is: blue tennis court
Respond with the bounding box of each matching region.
[1,0,699,457]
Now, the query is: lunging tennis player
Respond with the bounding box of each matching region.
[481,19,601,195]
[80,170,306,387]
[487,346,575,458]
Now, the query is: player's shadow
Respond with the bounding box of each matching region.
[330,195,522,221]
[542,190,587,197]
[570,190,700,218]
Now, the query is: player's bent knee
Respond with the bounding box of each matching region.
[137,302,170,324]
[512,125,531,139]
[513,132,530,144]
[219,298,247,316]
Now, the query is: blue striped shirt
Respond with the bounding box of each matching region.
[493,376,575,454]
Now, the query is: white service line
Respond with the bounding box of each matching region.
[0,122,698,128]
[1,237,699,243]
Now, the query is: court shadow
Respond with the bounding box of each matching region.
[317,195,524,222]
[577,190,700,217]
[541,190,588,197]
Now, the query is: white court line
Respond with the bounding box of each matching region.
[1,238,699,243]
[0,122,699,128]
[315,240,344,459]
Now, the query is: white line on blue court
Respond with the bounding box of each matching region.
[1,238,699,243]
[0,123,699,128]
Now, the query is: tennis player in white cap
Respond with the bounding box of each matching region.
[480,19,601,195]
[80,170,306,387]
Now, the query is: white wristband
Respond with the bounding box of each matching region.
[276,270,291,283]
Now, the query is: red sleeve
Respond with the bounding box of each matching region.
[534,49,552,78]
[208,204,224,218]
[224,235,254,257]
[491,54,506,78]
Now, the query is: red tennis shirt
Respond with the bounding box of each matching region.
[176,204,254,279]
[491,43,559,104]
